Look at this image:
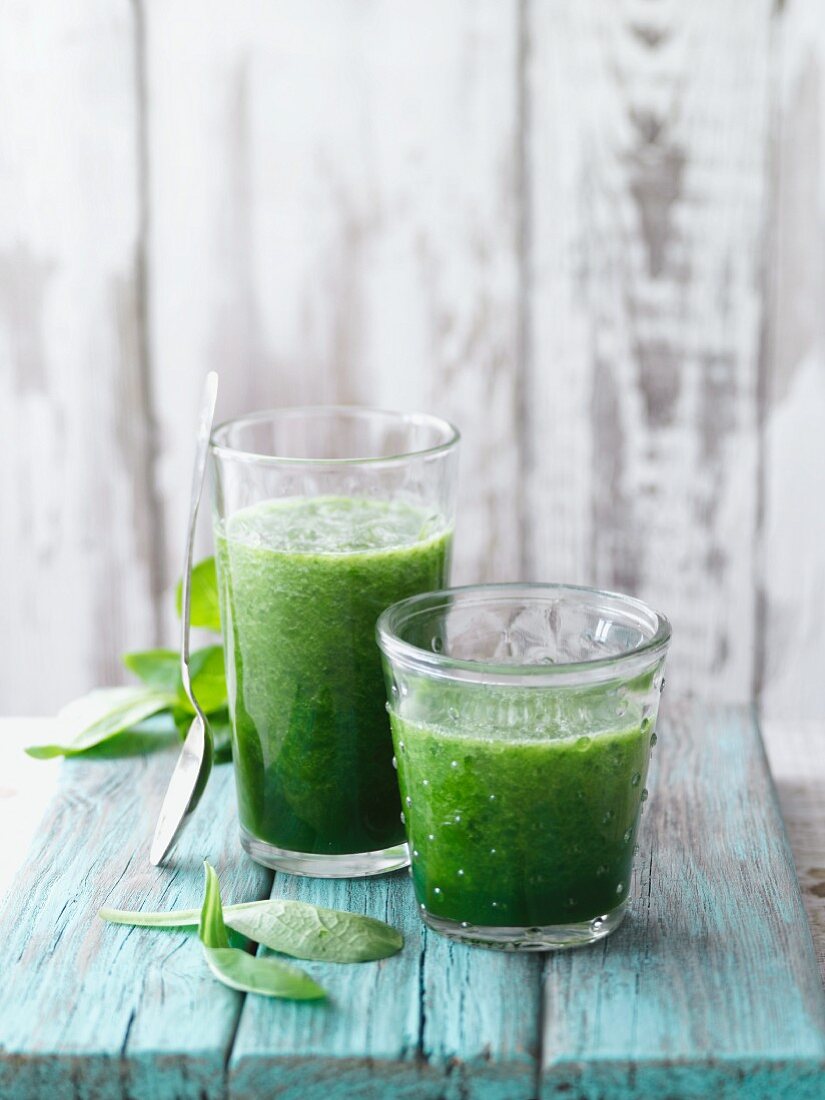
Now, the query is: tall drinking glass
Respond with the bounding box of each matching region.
[377,584,671,948]
[210,407,459,877]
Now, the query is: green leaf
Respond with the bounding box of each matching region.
[199,862,230,948]
[124,646,227,715]
[100,897,403,963]
[123,649,180,693]
[171,705,193,740]
[100,906,203,929]
[76,712,178,759]
[198,863,325,1000]
[202,946,325,1000]
[225,900,403,962]
[186,646,227,712]
[176,557,221,632]
[208,708,233,764]
[26,686,177,759]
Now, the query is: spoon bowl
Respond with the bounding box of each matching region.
[149,712,213,866]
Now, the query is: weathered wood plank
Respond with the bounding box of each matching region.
[0,706,822,1098]
[419,927,541,1100]
[0,720,61,900]
[524,1,773,702]
[760,0,825,720]
[540,702,825,1098]
[228,703,822,1097]
[229,873,426,1100]
[0,0,162,713]
[0,743,270,1100]
[230,873,542,1100]
[761,716,825,985]
[145,0,521,596]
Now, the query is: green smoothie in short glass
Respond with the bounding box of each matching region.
[391,690,653,929]
[377,583,670,948]
[216,495,451,861]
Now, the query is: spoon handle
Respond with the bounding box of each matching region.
[179,372,219,715]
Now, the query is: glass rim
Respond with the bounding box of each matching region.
[376,582,672,683]
[209,404,460,468]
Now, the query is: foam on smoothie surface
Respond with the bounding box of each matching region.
[226,495,446,554]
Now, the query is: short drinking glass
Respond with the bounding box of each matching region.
[377,584,671,948]
[211,407,459,877]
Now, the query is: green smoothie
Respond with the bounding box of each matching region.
[390,691,652,928]
[215,496,451,856]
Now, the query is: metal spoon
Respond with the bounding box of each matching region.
[150,371,219,866]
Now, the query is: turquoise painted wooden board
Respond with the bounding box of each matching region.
[0,748,272,1099]
[0,703,823,1099]
[540,704,825,1099]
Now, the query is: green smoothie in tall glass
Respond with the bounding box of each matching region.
[215,495,451,860]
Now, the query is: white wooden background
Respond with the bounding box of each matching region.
[1,0,824,719]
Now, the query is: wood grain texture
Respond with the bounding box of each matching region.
[540,702,825,1099]
[2,4,825,717]
[419,929,540,1100]
[762,716,825,985]
[2,707,820,1098]
[229,873,426,1100]
[145,0,522,602]
[0,746,270,1100]
[230,874,542,1099]
[0,0,161,713]
[760,0,825,720]
[0,720,61,901]
[524,1,772,703]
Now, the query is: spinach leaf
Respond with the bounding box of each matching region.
[100,904,210,929]
[77,712,178,759]
[186,646,227,712]
[203,946,325,999]
[26,686,177,759]
[198,863,325,1000]
[122,649,181,694]
[207,707,233,764]
[175,557,221,632]
[226,899,403,962]
[124,646,227,714]
[199,862,230,947]
[29,559,227,764]
[100,896,403,962]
